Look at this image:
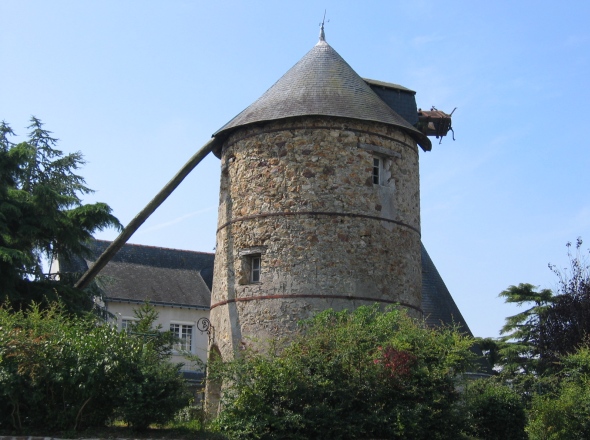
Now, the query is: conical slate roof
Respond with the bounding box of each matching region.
[213,35,431,152]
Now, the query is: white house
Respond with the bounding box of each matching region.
[58,239,215,382]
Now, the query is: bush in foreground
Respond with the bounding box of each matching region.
[0,302,191,432]
[463,379,527,440]
[209,306,477,440]
[527,348,590,439]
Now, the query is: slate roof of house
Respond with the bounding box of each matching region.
[212,34,431,154]
[421,243,471,334]
[421,244,493,375]
[63,240,214,310]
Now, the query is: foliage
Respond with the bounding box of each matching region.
[0,118,121,313]
[498,283,554,373]
[126,301,176,361]
[462,379,527,440]
[0,301,191,432]
[527,348,590,439]
[209,306,476,440]
[481,239,590,437]
[477,284,555,401]
[540,238,590,367]
[477,283,554,379]
[483,240,590,380]
[116,358,192,430]
[0,302,130,430]
[116,302,192,430]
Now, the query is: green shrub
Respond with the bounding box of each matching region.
[117,361,192,430]
[0,302,191,432]
[527,348,590,440]
[463,379,527,440]
[0,302,125,430]
[209,306,476,440]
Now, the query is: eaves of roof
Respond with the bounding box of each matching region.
[212,39,431,154]
[105,297,209,311]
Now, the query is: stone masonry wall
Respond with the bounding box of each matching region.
[209,116,422,359]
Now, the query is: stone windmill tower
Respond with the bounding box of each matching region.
[207,26,444,360]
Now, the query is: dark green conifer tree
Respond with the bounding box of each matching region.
[0,117,121,312]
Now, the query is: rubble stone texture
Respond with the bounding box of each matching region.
[210,116,422,359]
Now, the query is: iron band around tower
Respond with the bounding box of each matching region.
[210,294,423,314]
[217,210,421,236]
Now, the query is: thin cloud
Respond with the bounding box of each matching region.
[411,34,444,47]
[137,206,217,235]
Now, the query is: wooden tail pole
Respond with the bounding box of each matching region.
[75,138,216,290]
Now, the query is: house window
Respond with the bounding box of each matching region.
[251,255,261,283]
[372,157,381,185]
[121,318,137,332]
[170,323,193,351]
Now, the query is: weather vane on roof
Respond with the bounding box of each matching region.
[319,10,329,41]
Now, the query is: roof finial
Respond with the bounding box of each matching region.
[319,10,328,42]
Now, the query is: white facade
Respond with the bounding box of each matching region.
[107,301,210,369]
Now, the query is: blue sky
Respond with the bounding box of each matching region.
[2,1,589,338]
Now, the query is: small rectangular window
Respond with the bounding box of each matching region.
[170,323,193,351]
[251,256,261,283]
[373,158,381,185]
[238,247,266,285]
[121,318,137,332]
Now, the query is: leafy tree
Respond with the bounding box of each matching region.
[126,301,176,361]
[463,379,527,440]
[111,302,193,430]
[479,283,554,377]
[209,306,476,440]
[0,118,121,313]
[492,239,590,374]
[478,239,590,421]
[486,240,590,375]
[540,238,590,367]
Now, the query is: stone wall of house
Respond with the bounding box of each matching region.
[209,116,422,359]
